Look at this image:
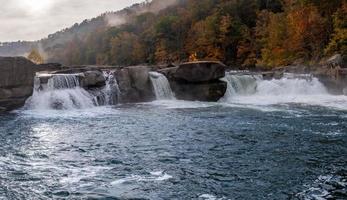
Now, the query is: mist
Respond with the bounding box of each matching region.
[0,0,143,42]
[105,0,179,27]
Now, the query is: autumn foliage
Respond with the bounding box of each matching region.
[43,0,346,68]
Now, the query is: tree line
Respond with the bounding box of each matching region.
[35,0,346,68]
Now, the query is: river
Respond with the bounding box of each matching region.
[0,73,346,199]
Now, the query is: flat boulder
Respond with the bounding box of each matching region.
[174,61,226,83]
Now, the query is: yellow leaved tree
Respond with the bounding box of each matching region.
[27,49,44,64]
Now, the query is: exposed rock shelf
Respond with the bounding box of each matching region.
[158,61,227,102]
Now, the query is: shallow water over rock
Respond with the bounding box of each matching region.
[0,101,346,199]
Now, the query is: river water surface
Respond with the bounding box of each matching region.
[0,99,347,199]
[1,73,347,199]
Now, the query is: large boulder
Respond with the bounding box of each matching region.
[157,61,228,102]
[171,80,227,102]
[0,57,37,112]
[81,70,106,88]
[174,61,226,83]
[115,66,155,103]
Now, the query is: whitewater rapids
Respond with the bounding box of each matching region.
[219,72,347,110]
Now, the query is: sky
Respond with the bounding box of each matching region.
[0,0,143,42]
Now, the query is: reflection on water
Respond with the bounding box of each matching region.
[0,100,346,199]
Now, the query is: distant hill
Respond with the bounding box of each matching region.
[0,0,174,58]
[0,41,38,57]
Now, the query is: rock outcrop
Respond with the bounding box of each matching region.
[115,66,155,103]
[174,61,226,82]
[158,61,227,101]
[0,57,37,112]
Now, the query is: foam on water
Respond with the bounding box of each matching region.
[27,87,96,110]
[59,166,113,185]
[296,174,347,200]
[145,100,216,109]
[18,106,119,119]
[111,171,172,185]
[199,194,227,200]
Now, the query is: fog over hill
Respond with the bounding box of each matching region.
[0,0,177,57]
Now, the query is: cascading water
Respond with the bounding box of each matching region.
[47,74,80,90]
[26,72,120,110]
[149,72,175,100]
[255,75,327,96]
[26,74,97,110]
[103,71,120,105]
[220,72,342,107]
[90,71,120,106]
[221,73,262,100]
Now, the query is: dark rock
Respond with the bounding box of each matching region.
[170,80,227,102]
[174,61,226,83]
[0,57,37,112]
[0,98,29,111]
[81,71,106,88]
[157,62,228,102]
[36,63,64,72]
[327,54,344,68]
[114,66,155,103]
[158,67,178,80]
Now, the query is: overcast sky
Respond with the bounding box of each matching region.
[0,0,143,42]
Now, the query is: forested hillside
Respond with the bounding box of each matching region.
[2,0,347,68]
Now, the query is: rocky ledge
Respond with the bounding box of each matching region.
[158,61,227,101]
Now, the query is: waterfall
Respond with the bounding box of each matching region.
[149,72,175,100]
[222,73,262,98]
[91,71,120,106]
[221,72,329,104]
[47,74,80,90]
[26,72,120,110]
